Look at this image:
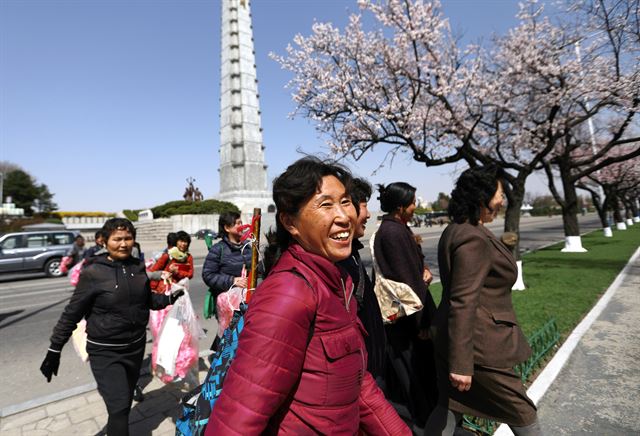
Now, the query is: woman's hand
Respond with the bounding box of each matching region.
[40,349,61,383]
[168,264,179,273]
[160,270,172,281]
[234,277,248,288]
[423,267,433,285]
[449,372,472,392]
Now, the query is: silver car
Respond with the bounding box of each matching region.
[0,230,79,277]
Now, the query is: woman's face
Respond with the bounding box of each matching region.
[176,239,189,252]
[283,175,357,263]
[106,229,134,261]
[480,181,506,224]
[399,196,417,223]
[354,201,371,239]
[224,218,244,242]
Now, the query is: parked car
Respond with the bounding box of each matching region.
[194,229,217,240]
[0,230,80,277]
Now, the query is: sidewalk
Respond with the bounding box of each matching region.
[536,249,640,434]
[0,365,211,436]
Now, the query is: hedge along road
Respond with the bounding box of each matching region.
[0,213,602,413]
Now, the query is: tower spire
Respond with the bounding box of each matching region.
[218,0,271,213]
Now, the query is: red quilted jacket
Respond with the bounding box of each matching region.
[205,244,410,435]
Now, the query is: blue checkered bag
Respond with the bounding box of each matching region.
[175,303,247,436]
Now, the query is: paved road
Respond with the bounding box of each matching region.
[0,214,602,411]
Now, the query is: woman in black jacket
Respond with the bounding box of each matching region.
[373,182,438,432]
[337,177,386,381]
[40,218,184,436]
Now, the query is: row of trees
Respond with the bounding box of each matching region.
[274,0,639,256]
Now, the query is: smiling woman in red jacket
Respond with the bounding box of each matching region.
[205,157,409,435]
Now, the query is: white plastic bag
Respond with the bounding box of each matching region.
[71,319,88,362]
[153,289,204,383]
[156,316,186,375]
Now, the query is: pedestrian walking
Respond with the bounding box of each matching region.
[337,177,386,381]
[66,234,86,267]
[146,232,178,282]
[202,211,252,299]
[372,182,438,432]
[205,157,409,435]
[40,218,184,436]
[83,230,106,259]
[148,231,193,292]
[147,230,195,385]
[425,165,541,435]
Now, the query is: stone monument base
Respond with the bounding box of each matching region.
[218,190,274,216]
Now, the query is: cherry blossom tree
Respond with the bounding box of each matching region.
[539,0,640,250]
[577,150,640,235]
[272,0,483,168]
[273,0,638,257]
[470,1,585,254]
[273,0,564,261]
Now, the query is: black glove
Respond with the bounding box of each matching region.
[170,289,185,304]
[40,349,61,382]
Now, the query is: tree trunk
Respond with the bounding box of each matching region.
[503,175,528,290]
[623,199,634,220]
[612,195,624,223]
[560,165,580,237]
[629,197,640,218]
[503,179,525,260]
[592,192,608,228]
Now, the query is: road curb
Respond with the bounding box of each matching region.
[0,381,97,418]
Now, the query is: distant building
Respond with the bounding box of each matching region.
[0,197,24,216]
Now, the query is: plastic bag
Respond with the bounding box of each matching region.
[60,256,73,274]
[152,285,204,384]
[216,286,246,335]
[69,259,86,287]
[71,319,88,362]
[149,278,189,338]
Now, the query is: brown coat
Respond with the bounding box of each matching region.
[433,222,531,375]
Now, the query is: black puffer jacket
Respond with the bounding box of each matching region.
[338,239,387,379]
[49,254,171,350]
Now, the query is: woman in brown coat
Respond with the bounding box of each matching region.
[425,166,542,435]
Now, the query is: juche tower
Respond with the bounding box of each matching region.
[218,0,272,213]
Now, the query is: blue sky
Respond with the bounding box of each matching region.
[0,0,551,212]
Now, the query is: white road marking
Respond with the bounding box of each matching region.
[0,287,74,299]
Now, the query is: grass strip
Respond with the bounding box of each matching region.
[429,225,640,337]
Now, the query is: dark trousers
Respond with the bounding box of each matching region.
[87,338,146,436]
[385,321,438,427]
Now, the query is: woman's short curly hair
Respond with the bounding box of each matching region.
[448,165,506,225]
[101,218,136,240]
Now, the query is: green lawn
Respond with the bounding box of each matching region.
[429,225,640,338]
